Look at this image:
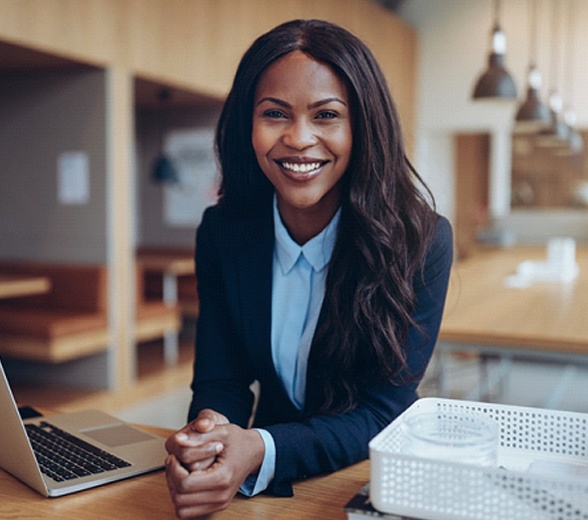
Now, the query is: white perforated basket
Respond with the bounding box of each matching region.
[369,398,588,520]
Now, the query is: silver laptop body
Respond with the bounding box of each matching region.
[0,357,167,497]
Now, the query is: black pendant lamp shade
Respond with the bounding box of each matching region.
[472,1,517,100]
[515,65,550,123]
[544,91,569,140]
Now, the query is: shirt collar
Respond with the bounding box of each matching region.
[273,195,340,275]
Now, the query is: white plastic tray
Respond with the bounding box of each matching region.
[369,397,588,520]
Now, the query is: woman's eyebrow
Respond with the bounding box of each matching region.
[308,97,347,109]
[256,97,291,108]
[255,97,347,109]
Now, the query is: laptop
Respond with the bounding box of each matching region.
[0,357,168,497]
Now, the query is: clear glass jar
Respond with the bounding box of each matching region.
[400,410,499,467]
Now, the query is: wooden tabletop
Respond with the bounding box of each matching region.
[0,274,51,299]
[0,424,369,519]
[439,246,588,354]
[136,254,195,276]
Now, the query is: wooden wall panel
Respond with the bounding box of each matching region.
[0,0,416,138]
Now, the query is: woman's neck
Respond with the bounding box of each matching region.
[278,202,340,246]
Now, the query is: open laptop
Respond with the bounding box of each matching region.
[0,357,168,497]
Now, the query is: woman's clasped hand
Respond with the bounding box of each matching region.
[165,409,265,518]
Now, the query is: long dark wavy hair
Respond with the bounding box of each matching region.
[216,19,438,414]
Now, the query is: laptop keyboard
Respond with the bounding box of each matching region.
[25,422,131,482]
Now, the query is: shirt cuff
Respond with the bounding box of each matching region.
[238,428,276,497]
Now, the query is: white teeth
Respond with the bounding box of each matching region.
[281,161,322,173]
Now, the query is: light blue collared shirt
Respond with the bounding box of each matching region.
[240,197,340,496]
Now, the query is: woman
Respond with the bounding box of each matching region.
[165,19,453,518]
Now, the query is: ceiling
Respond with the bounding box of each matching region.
[0,41,94,72]
[134,77,223,109]
[1,2,408,107]
[0,40,222,108]
[374,0,409,12]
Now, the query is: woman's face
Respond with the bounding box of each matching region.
[252,50,352,229]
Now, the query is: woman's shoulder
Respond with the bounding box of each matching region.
[433,214,453,245]
[198,199,274,243]
[423,213,453,273]
[199,203,228,228]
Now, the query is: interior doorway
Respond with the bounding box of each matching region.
[453,133,491,260]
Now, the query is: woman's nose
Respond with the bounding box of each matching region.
[282,119,317,150]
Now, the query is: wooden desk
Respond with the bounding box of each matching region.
[0,274,51,299]
[0,423,369,519]
[437,245,588,405]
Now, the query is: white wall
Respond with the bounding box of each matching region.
[399,0,588,238]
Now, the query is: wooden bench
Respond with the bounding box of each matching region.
[0,262,181,364]
[0,262,109,362]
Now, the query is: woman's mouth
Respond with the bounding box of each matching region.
[276,160,327,180]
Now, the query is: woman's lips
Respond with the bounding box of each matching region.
[275,159,327,181]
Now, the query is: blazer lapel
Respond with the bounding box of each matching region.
[236,205,280,386]
[236,201,318,418]
[303,303,329,415]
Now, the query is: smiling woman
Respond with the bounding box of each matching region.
[164,19,453,519]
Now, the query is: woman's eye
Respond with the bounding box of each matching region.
[316,111,338,120]
[263,109,287,119]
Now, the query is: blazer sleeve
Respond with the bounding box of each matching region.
[264,216,454,497]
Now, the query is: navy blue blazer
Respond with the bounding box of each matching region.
[188,199,453,496]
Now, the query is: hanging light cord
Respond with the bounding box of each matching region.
[490,0,507,55]
[549,0,560,97]
[493,0,500,29]
[528,0,537,68]
[564,0,575,108]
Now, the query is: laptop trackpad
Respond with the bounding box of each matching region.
[82,424,154,447]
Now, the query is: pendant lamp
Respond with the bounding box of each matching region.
[541,90,569,141]
[515,0,549,127]
[562,108,584,154]
[515,66,549,123]
[537,0,583,153]
[152,88,180,184]
[472,0,517,100]
[560,0,583,153]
